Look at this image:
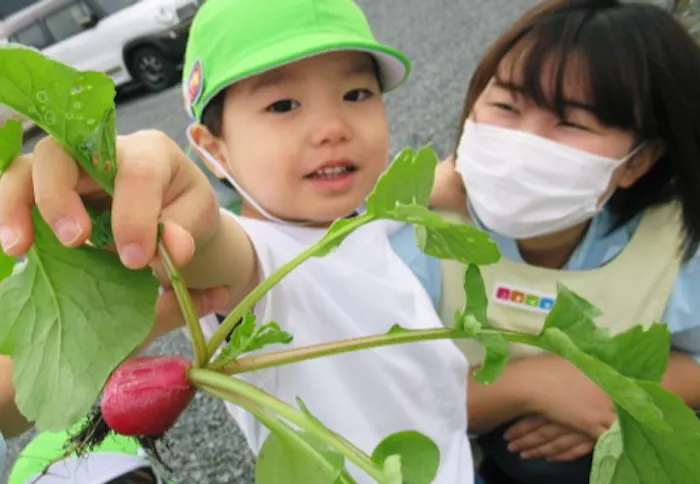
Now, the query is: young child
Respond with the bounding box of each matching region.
[0,0,476,482]
[428,0,700,482]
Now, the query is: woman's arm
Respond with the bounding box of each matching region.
[662,350,700,409]
[429,156,467,212]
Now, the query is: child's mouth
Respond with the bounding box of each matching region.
[307,165,357,179]
[305,162,357,179]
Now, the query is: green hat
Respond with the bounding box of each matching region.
[182,0,411,121]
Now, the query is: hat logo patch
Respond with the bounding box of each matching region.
[186,59,204,110]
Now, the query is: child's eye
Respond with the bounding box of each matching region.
[344,88,374,102]
[266,99,300,113]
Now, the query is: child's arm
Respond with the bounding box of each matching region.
[0,133,259,338]
[429,155,467,212]
[0,356,30,438]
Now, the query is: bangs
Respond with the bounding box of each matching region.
[496,8,654,137]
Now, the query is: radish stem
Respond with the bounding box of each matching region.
[198,384,357,484]
[189,369,384,482]
[158,239,207,368]
[206,213,374,359]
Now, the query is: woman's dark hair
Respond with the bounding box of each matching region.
[459,0,700,261]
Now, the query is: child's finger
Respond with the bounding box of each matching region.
[0,155,35,255]
[32,137,92,248]
[159,221,196,268]
[111,155,168,270]
[155,286,231,335]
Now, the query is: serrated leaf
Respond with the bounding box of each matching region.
[458,264,508,383]
[0,44,117,192]
[214,311,293,364]
[365,146,436,214]
[0,209,158,431]
[256,429,348,484]
[384,205,500,265]
[591,382,700,483]
[371,431,440,484]
[541,328,669,433]
[543,285,670,381]
[0,118,22,173]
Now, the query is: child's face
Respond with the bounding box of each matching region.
[195,51,389,225]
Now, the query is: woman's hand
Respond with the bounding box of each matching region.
[504,415,596,462]
[429,155,467,211]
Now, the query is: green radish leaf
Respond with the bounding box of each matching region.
[0,118,23,173]
[214,311,293,364]
[590,382,700,484]
[387,205,500,265]
[256,429,348,484]
[0,209,158,431]
[457,264,508,383]
[85,206,115,248]
[371,431,440,484]
[381,455,403,484]
[365,146,436,214]
[0,248,15,283]
[0,44,117,193]
[313,217,362,258]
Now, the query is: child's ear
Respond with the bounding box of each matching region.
[187,123,228,179]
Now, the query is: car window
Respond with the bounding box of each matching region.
[44,1,93,43]
[11,22,51,49]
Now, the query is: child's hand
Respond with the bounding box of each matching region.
[429,155,467,212]
[0,131,230,334]
[525,356,616,439]
[504,415,596,462]
[0,130,219,268]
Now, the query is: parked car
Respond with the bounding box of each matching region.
[0,0,201,130]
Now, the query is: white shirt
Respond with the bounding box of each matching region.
[199,213,473,483]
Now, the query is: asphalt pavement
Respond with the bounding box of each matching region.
[5,1,539,482]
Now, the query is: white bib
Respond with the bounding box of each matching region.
[199,214,474,484]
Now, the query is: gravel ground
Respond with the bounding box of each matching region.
[9,0,690,482]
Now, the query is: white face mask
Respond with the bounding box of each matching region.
[455,120,643,239]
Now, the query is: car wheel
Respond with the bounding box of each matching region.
[130,46,178,92]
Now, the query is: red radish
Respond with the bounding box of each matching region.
[101,355,195,437]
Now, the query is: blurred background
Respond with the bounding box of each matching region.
[1,0,698,482]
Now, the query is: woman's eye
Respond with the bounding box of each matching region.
[559,119,591,131]
[492,102,518,113]
[344,88,374,102]
[266,99,300,113]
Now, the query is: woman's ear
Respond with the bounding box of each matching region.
[618,139,665,189]
[188,123,228,179]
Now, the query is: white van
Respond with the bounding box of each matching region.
[0,0,201,128]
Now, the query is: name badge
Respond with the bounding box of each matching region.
[492,283,556,314]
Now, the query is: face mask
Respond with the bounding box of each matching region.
[455,120,643,239]
[185,126,311,227]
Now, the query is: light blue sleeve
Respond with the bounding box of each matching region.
[389,224,442,309]
[0,429,6,478]
[663,249,700,363]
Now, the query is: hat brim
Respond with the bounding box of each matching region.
[194,31,411,120]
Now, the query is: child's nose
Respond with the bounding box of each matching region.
[310,112,351,146]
